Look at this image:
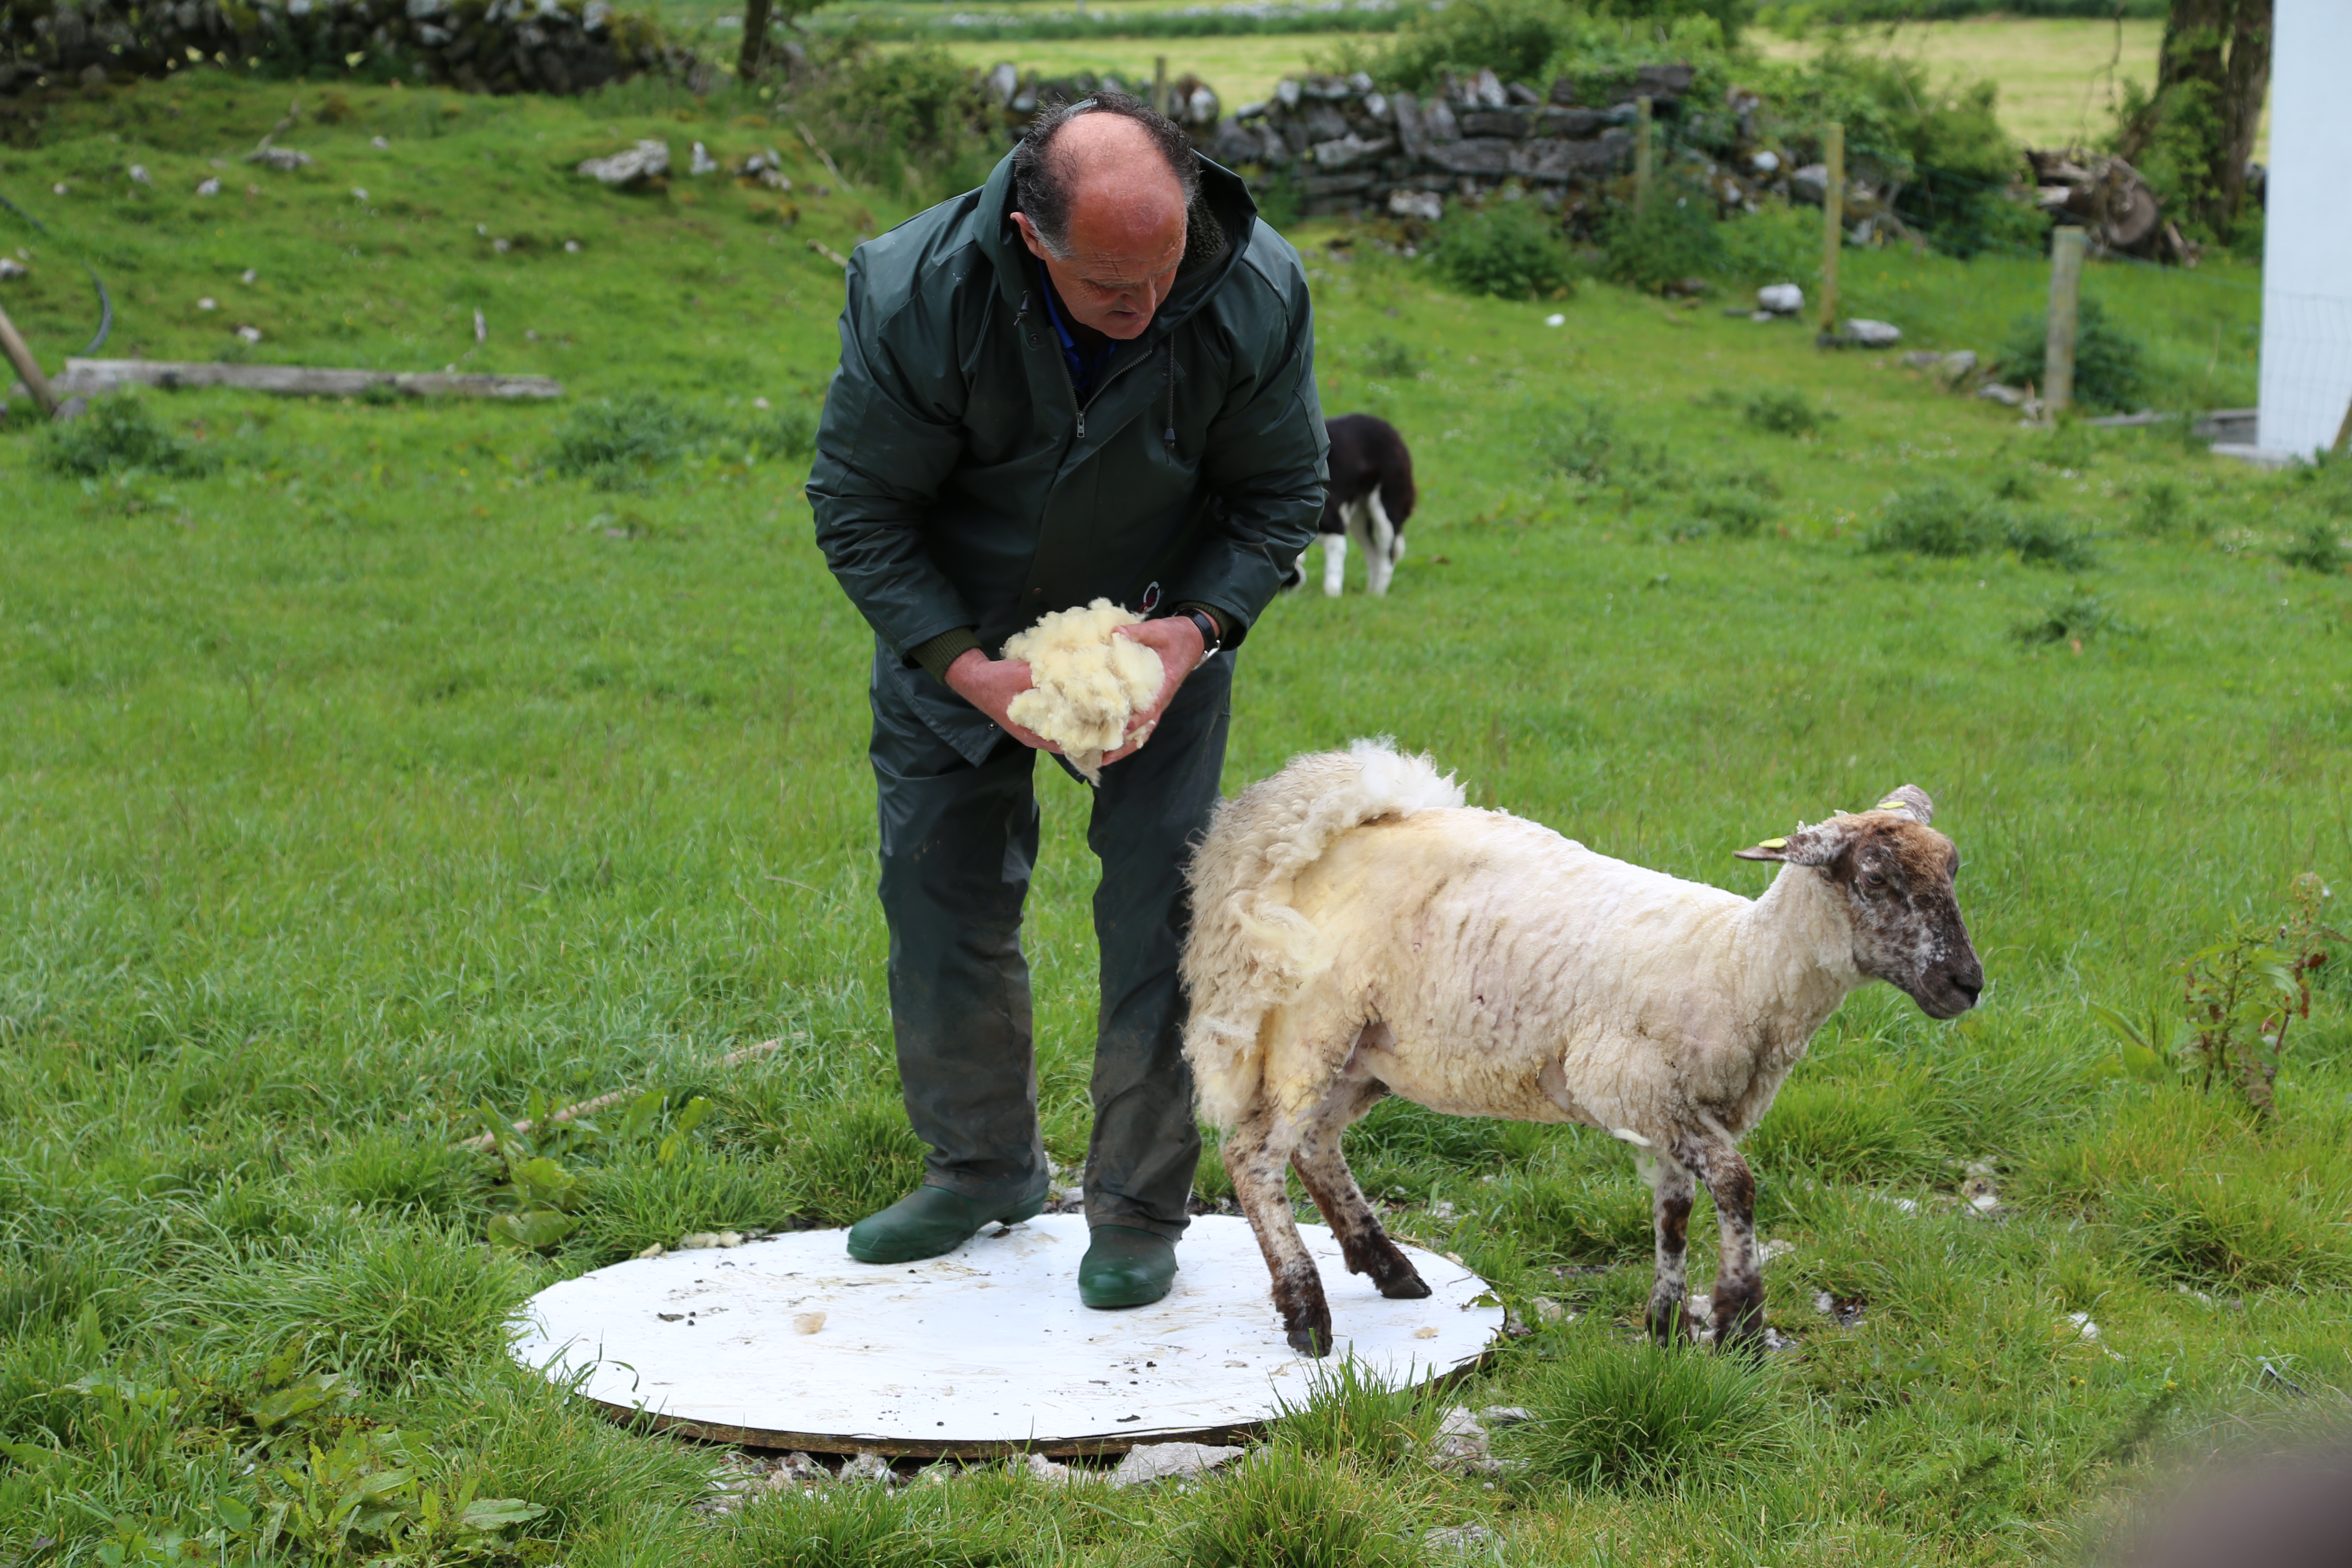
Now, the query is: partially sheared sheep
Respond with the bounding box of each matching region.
[1181,739,1983,1356]
[1001,599,1164,782]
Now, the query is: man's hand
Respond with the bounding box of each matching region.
[1101,614,1209,766]
[943,648,1063,753]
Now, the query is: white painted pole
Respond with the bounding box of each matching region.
[2255,0,2352,458]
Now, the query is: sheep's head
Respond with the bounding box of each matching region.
[1735,785,1984,1019]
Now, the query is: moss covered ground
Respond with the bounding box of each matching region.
[2,72,2349,1568]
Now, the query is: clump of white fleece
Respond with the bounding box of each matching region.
[1002,598,1164,783]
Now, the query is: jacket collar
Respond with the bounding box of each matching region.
[978,148,1259,341]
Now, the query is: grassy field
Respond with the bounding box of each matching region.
[4,72,2351,1568]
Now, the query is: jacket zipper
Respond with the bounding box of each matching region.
[1023,288,1153,444]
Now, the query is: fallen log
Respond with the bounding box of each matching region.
[458,1037,783,1152]
[56,359,563,399]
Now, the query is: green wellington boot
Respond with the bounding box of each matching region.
[845,1186,1047,1265]
[1078,1225,1177,1309]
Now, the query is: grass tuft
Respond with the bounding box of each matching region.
[1164,1446,1430,1568]
[1505,1335,1792,1493]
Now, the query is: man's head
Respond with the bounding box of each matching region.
[1011,94,1198,341]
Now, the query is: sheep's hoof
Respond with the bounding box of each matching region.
[1285,1323,1332,1357]
[1645,1300,1695,1348]
[1377,1269,1432,1300]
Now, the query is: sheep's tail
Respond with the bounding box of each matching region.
[1181,738,1463,1128]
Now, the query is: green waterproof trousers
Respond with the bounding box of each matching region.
[869,652,1232,1243]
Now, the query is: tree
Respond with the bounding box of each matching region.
[2116,0,2272,243]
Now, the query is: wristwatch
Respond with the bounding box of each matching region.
[1179,608,1223,658]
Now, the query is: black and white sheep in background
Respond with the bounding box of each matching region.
[1181,740,1983,1356]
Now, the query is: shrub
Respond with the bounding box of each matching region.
[749,404,819,461]
[1359,335,1425,380]
[1689,487,1773,538]
[40,395,208,476]
[2132,476,2185,535]
[1994,297,2147,414]
[2278,521,2347,576]
[548,391,716,490]
[1434,198,1575,300]
[2014,592,2132,645]
[1742,388,1828,437]
[796,40,994,196]
[2001,512,2097,570]
[1372,0,1573,91]
[1505,1334,1791,1491]
[1599,182,1725,294]
[1862,481,1995,557]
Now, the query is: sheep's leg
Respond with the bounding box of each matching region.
[1288,1075,1430,1302]
[1223,1110,1331,1356]
[1363,490,1397,597]
[1321,526,1349,598]
[1675,1132,1764,1350]
[1643,1153,1698,1346]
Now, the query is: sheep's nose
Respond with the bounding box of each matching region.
[1951,971,1983,1005]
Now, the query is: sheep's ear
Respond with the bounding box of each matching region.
[1870,785,1934,825]
[1734,821,1846,866]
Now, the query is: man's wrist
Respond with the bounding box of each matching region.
[910,627,985,685]
[1169,602,1225,651]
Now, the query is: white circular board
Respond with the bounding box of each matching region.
[511,1213,1501,1456]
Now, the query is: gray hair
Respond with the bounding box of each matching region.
[1011,91,1200,259]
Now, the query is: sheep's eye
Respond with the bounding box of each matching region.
[1864,873,1889,889]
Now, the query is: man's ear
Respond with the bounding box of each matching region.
[1734,819,1850,867]
[1010,210,1048,263]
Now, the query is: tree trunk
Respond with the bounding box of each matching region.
[2212,0,2271,233]
[738,0,773,81]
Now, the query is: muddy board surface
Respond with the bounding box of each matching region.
[511,1213,1501,1456]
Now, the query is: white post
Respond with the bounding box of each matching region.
[2255,0,2352,459]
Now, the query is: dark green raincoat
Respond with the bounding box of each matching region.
[808,147,1326,1241]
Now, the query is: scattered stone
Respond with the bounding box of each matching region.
[564,240,582,253]
[1476,1406,1532,1427]
[690,140,719,175]
[1110,1441,1241,1487]
[772,1451,830,1489]
[2058,1311,2101,1344]
[240,268,257,284]
[1759,1238,1796,1266]
[1757,282,1803,315]
[195,177,220,197]
[0,258,24,280]
[1749,150,1780,175]
[740,150,793,190]
[197,297,217,310]
[236,326,263,344]
[244,147,313,171]
[1544,312,1565,327]
[1009,1451,1072,1483]
[577,140,669,187]
[1841,319,1902,348]
[1530,1296,1567,1324]
[678,1230,743,1250]
[1961,1174,2000,1214]
[351,186,369,203]
[1501,1308,1531,1338]
[1427,1199,1457,1222]
[1425,1524,1499,1554]
[128,163,152,185]
[1429,1407,1503,1475]
[635,1243,666,1259]
[838,1450,898,1485]
[372,135,390,149]
[1977,383,2030,407]
[1387,188,1443,223]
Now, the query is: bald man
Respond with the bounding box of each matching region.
[809,95,1326,1308]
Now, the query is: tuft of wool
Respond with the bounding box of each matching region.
[1002,598,1165,783]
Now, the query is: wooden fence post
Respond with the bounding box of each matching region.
[1818,122,1843,340]
[1635,95,1654,208]
[2045,225,2086,420]
[1152,56,1169,117]
[737,0,772,80]
[0,300,57,418]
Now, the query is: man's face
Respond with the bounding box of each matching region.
[1013,196,1187,342]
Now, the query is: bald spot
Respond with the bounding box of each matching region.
[1045,113,1188,261]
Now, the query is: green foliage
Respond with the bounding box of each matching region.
[2278,521,2347,576]
[749,404,819,461]
[1600,183,1726,295]
[1863,479,1995,556]
[1371,0,1575,91]
[40,395,211,477]
[1763,47,2042,258]
[1745,1078,1933,1181]
[1164,1445,1428,1568]
[478,1087,714,1250]
[1433,198,1575,301]
[1995,296,2149,414]
[1357,335,1426,381]
[2179,875,2341,1119]
[2013,591,2133,645]
[796,40,994,196]
[1269,1355,1449,1470]
[1742,387,1830,437]
[548,391,719,491]
[1505,1333,1791,1491]
[2132,475,2187,536]
[2001,511,2097,571]
[1687,484,1773,538]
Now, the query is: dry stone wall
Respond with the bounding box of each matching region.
[0,0,697,98]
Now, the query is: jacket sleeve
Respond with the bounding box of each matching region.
[806,248,978,661]
[1161,241,1328,646]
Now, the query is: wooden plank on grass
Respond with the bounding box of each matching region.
[57,359,564,399]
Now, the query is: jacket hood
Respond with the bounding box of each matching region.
[974,146,1261,342]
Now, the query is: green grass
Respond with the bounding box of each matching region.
[3,70,2352,1568]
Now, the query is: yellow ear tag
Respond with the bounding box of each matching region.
[1758,837,1789,850]
[1874,797,1905,812]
